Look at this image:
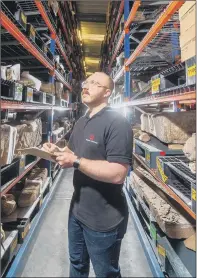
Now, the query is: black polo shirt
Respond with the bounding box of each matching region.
[68,106,133,232]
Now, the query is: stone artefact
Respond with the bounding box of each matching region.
[141,111,196,143]
[130,170,195,239]
[139,132,151,143]
[1,194,17,216]
[183,133,196,161]
[14,118,42,156]
[18,167,48,207]
[1,125,17,166]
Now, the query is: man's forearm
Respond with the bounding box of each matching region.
[79,158,128,184]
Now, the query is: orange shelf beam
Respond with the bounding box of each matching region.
[35,0,72,71]
[112,91,196,107]
[35,0,55,34]
[1,159,41,196]
[134,153,196,220]
[0,11,53,71]
[131,91,196,106]
[125,1,185,67]
[1,100,53,110]
[109,1,141,69]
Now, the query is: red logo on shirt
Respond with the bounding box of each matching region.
[89,134,95,141]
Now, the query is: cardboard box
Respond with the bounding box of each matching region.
[180,5,196,35]
[180,24,196,48]
[181,38,196,62]
[179,1,195,20]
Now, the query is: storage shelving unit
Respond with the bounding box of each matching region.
[101,1,196,277]
[1,1,80,276]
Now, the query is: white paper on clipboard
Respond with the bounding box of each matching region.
[17,147,57,162]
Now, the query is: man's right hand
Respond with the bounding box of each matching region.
[42,143,61,154]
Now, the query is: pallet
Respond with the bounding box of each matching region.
[156,156,196,213]
[134,136,183,169]
[1,230,18,277]
[1,155,38,193]
[127,185,194,277]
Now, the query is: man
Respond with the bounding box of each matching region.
[43,72,132,277]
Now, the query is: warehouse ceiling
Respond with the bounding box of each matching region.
[76,1,109,76]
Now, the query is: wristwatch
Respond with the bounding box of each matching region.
[73,158,81,169]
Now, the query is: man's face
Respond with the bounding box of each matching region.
[81,73,110,106]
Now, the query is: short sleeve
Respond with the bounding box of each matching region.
[67,129,75,152]
[105,117,133,165]
[67,119,81,152]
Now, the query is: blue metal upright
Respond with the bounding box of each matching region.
[46,33,56,176]
[124,0,131,101]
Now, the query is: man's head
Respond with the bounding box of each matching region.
[81,72,114,107]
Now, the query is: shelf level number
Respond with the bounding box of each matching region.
[157,244,166,257]
[192,188,196,201]
[156,158,168,183]
[152,78,160,93]
[188,65,196,77]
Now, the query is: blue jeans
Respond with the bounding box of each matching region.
[68,214,128,278]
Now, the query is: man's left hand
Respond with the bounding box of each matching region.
[54,152,77,168]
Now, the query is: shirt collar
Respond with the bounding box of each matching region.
[85,106,109,119]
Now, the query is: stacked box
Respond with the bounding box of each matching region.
[179,2,196,62]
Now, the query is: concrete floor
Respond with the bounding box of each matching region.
[21,169,152,277]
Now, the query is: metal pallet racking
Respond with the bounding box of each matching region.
[102,1,196,277]
[0,1,78,276]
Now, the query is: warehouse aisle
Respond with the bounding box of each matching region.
[21,169,152,277]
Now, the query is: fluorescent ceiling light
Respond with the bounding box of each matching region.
[82,34,105,41]
[77,29,82,41]
[85,58,100,64]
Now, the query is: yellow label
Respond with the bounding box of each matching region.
[30,25,35,37]
[146,152,150,161]
[20,159,25,168]
[10,238,18,254]
[152,78,160,92]
[27,90,33,97]
[192,188,196,201]
[39,198,43,207]
[188,65,196,77]
[157,244,166,257]
[156,158,168,183]
[21,12,27,24]
[22,223,30,239]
